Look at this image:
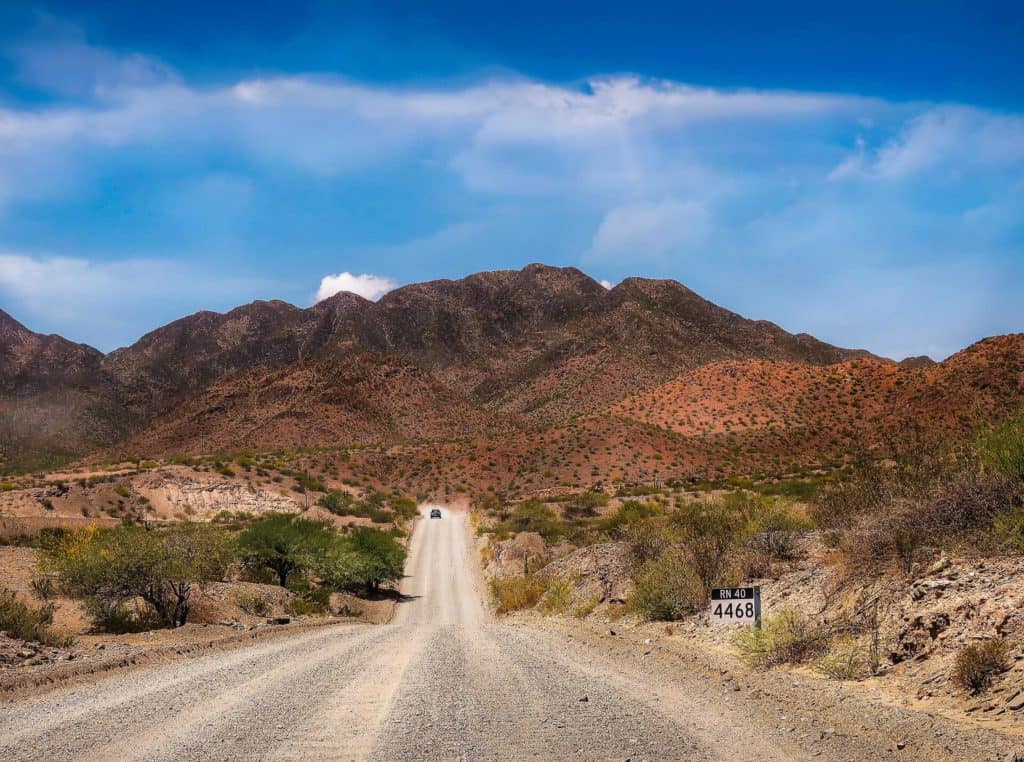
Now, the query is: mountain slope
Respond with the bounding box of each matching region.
[0,310,133,469]
[3,264,1013,476]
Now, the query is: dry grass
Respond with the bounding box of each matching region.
[952,639,1012,694]
[490,575,549,614]
[734,610,829,669]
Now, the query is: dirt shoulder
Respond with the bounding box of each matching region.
[530,612,1024,761]
[0,616,357,702]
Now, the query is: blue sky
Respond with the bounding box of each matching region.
[0,2,1021,359]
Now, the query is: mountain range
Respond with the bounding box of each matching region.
[2,263,1022,483]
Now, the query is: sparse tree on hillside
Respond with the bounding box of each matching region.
[46,523,235,629]
[237,513,335,587]
[345,528,406,592]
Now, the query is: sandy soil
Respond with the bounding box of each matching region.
[1,507,1021,761]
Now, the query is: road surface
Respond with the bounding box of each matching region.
[1,508,1019,761]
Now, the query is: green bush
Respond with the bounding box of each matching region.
[630,548,708,620]
[977,409,1024,481]
[599,499,660,533]
[993,509,1024,553]
[344,528,406,592]
[45,523,235,630]
[813,431,1022,572]
[537,576,575,615]
[565,491,609,518]
[317,527,407,593]
[0,587,73,647]
[285,585,330,616]
[318,489,355,514]
[734,610,828,669]
[500,501,562,541]
[295,472,327,493]
[815,636,871,680]
[238,513,336,587]
[952,639,1012,694]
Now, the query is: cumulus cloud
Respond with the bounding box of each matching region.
[585,198,710,263]
[314,271,398,303]
[599,279,613,289]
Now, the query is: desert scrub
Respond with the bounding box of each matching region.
[992,508,1024,553]
[537,576,575,615]
[734,610,828,669]
[44,523,236,630]
[814,636,871,680]
[630,548,709,620]
[235,590,271,617]
[490,575,548,614]
[813,410,1024,574]
[285,586,331,616]
[0,587,73,647]
[952,639,1013,694]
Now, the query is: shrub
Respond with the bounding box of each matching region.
[235,591,271,617]
[0,587,73,647]
[993,508,1024,553]
[237,513,336,587]
[619,515,675,564]
[952,639,1012,694]
[815,636,870,680]
[29,576,57,601]
[295,472,327,493]
[565,491,609,518]
[630,548,708,620]
[537,576,575,615]
[600,499,660,533]
[501,501,562,541]
[746,503,812,560]
[977,409,1024,481]
[285,586,330,616]
[318,489,355,514]
[490,575,548,614]
[45,523,235,629]
[814,434,1022,573]
[734,610,829,669]
[670,501,746,594]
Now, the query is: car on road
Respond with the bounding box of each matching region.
[429,508,442,519]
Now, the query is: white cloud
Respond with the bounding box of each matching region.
[314,271,397,303]
[585,198,710,263]
[599,279,613,289]
[0,51,877,202]
[830,106,1024,181]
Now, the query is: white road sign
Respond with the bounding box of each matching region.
[710,586,761,626]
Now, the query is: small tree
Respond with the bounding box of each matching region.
[346,528,406,592]
[237,513,335,587]
[46,523,234,629]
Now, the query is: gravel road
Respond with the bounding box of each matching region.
[2,508,1020,761]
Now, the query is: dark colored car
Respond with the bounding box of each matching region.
[429,508,442,519]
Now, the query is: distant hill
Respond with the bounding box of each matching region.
[1,264,1021,483]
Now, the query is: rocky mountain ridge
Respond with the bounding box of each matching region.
[1,264,1020,476]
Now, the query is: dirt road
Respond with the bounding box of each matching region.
[2,508,1020,761]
